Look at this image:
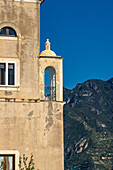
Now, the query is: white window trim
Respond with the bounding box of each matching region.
[0,61,16,86]
[0,58,20,91]
[0,150,19,170]
[0,36,18,41]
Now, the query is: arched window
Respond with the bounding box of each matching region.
[44,66,56,101]
[0,27,17,36]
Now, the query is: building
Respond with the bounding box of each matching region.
[0,0,64,169]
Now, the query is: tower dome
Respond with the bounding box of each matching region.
[40,39,57,56]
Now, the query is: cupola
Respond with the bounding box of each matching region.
[40,39,57,56]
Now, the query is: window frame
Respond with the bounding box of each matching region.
[0,154,15,170]
[0,150,19,170]
[0,58,20,90]
[0,61,16,86]
[0,27,17,37]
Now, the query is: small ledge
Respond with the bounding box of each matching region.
[0,36,18,41]
[40,100,65,106]
[40,100,65,103]
[0,98,65,104]
[0,97,40,103]
[39,56,64,59]
[0,85,20,91]
[13,0,44,3]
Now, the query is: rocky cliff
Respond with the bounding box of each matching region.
[64,78,113,170]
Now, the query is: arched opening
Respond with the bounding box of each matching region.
[0,27,17,36]
[44,66,56,101]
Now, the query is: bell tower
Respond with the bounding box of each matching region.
[40,39,63,102]
[0,0,64,169]
[39,39,64,169]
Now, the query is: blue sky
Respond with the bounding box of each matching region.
[40,0,113,89]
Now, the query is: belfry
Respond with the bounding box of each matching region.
[0,0,64,169]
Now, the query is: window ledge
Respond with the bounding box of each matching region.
[0,36,17,40]
[0,85,20,91]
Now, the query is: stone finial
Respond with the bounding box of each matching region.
[40,39,57,56]
[45,39,51,50]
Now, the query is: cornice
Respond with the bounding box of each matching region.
[13,0,45,4]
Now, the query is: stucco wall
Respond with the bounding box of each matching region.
[0,1,64,169]
[0,1,40,99]
[0,101,64,170]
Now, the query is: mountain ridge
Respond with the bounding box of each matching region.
[64,77,113,170]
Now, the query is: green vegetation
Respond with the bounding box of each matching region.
[64,78,113,169]
[19,153,39,170]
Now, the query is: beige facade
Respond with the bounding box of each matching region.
[0,0,64,169]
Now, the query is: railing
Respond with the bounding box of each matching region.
[44,86,56,101]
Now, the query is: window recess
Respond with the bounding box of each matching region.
[0,27,17,37]
[44,66,56,101]
[0,63,15,86]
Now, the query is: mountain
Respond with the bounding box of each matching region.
[64,78,113,170]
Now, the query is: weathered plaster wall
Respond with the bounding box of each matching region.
[0,1,64,170]
[0,39,18,58]
[0,101,64,170]
[0,1,40,99]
